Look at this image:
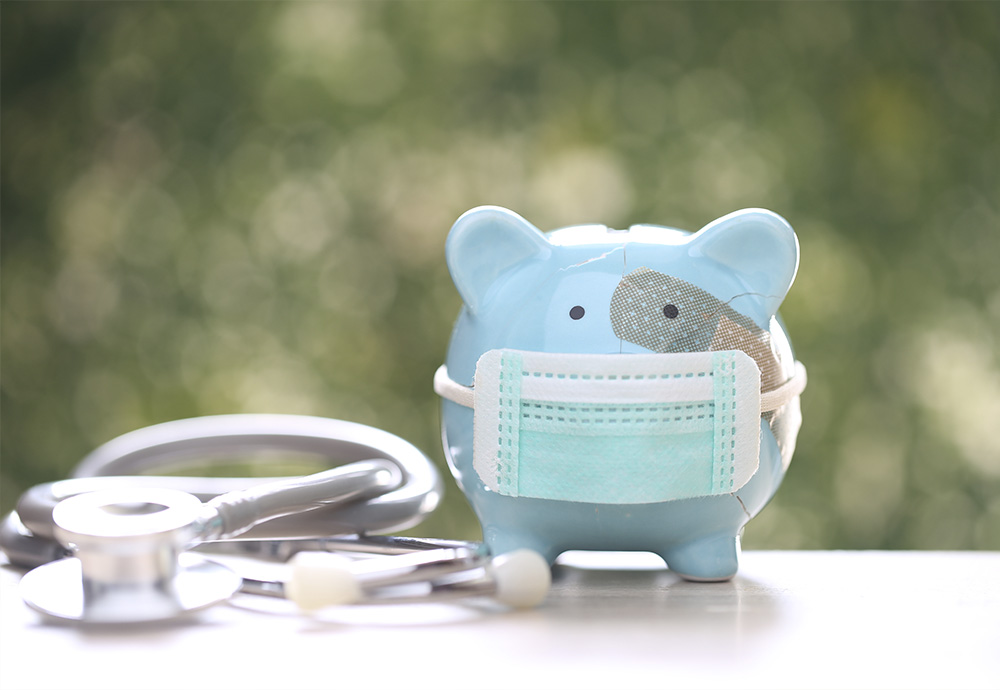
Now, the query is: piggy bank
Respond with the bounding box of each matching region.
[434,206,806,581]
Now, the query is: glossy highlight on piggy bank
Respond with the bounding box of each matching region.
[434,206,806,581]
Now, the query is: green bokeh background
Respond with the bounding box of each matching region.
[3,2,998,550]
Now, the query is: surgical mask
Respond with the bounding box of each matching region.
[434,349,806,505]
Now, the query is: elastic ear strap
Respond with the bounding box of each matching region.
[760,361,807,412]
[434,361,806,413]
[434,365,474,408]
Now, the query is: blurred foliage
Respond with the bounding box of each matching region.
[2,2,999,550]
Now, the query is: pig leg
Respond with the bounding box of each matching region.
[661,532,741,582]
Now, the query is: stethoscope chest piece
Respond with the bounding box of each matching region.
[19,488,242,624]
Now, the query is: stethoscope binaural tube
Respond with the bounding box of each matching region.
[4,414,444,568]
[69,414,444,536]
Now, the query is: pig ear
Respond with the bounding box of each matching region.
[445,206,551,315]
[688,208,800,318]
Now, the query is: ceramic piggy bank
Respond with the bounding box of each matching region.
[434,206,806,581]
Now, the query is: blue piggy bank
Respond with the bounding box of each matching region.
[434,206,806,581]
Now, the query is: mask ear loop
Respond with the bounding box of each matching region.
[760,361,808,412]
[434,365,474,408]
[434,360,808,412]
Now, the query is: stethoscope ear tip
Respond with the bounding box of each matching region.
[487,549,552,609]
[286,552,362,611]
[284,547,552,611]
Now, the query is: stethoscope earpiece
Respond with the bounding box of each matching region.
[486,549,552,609]
[286,547,551,611]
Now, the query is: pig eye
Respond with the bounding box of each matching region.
[569,305,586,320]
[662,304,679,319]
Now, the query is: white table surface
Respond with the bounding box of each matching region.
[1,550,998,690]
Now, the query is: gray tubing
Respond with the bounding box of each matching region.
[3,415,443,569]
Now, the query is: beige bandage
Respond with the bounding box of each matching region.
[609,267,786,394]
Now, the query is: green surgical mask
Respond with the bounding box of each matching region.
[435,349,806,505]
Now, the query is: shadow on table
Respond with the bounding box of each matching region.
[545,551,786,632]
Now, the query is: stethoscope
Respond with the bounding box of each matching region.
[0,414,551,624]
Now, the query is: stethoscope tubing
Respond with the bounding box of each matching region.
[2,414,444,570]
[3,414,551,620]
